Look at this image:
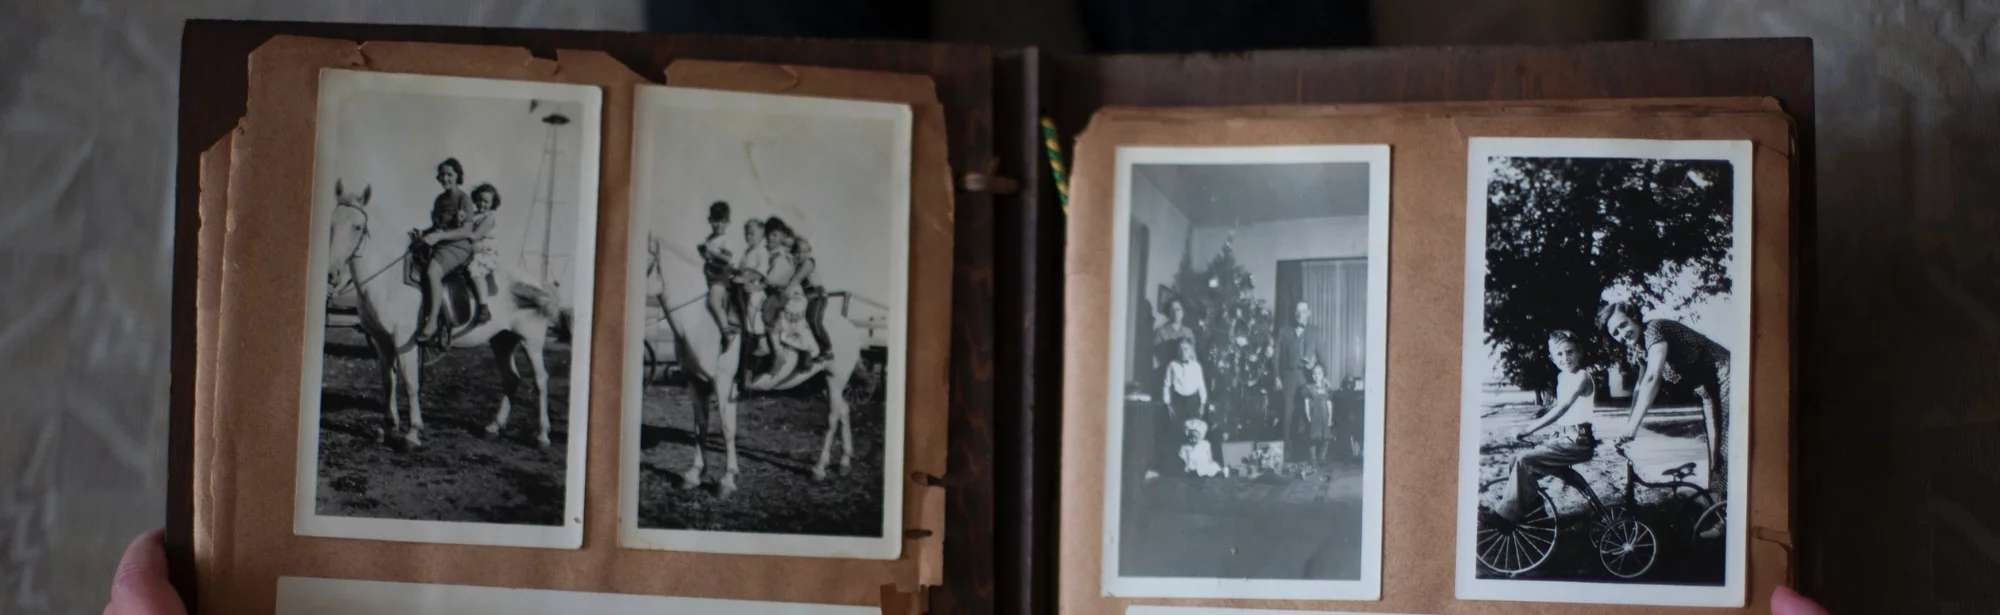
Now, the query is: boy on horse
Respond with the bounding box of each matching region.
[697,201,738,345]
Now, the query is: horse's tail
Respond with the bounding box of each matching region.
[509,281,568,342]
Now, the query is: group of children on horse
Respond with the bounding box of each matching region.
[408,156,830,370]
[697,200,834,366]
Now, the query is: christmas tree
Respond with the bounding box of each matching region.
[1170,235,1281,442]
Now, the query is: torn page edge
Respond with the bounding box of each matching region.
[192,122,240,612]
[901,477,948,590]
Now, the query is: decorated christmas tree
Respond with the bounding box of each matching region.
[1170,235,1281,442]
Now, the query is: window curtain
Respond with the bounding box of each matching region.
[1299,259,1367,385]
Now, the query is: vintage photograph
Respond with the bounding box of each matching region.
[276,577,877,615]
[295,70,600,548]
[1101,145,1389,600]
[620,86,911,559]
[1454,138,1753,606]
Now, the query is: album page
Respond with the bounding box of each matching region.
[1060,99,1794,615]
[190,37,952,615]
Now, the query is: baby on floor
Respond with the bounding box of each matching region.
[1179,418,1227,478]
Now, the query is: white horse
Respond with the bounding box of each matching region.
[325,181,567,449]
[645,235,860,498]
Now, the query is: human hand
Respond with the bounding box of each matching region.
[1771,586,1828,615]
[104,529,187,615]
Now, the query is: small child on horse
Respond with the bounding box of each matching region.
[697,201,737,344]
[466,183,503,302]
[789,233,833,363]
[759,219,820,360]
[734,218,772,357]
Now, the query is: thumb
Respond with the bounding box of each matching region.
[1771,586,1828,615]
[104,529,187,615]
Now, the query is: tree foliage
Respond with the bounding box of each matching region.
[1483,156,1734,394]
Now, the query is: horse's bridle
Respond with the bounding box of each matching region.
[329,201,407,298]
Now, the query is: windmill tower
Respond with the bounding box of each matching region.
[528,106,571,287]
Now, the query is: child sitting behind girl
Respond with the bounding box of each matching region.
[464,183,503,322]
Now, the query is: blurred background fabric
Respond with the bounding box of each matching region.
[2,1,1995,613]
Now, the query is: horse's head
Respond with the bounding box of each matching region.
[328,180,372,292]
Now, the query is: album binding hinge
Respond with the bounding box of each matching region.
[959,172,1020,195]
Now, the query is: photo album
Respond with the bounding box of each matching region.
[171,23,1803,615]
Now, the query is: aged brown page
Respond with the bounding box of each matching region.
[192,36,950,614]
[1061,99,1794,614]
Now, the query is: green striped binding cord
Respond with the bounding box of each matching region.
[1039,117,1069,215]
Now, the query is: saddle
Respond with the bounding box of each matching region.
[719,285,788,330]
[405,231,492,346]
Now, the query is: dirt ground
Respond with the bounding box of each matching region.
[313,326,573,526]
[1473,387,1725,583]
[634,372,888,537]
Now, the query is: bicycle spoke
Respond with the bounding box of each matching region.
[1477,528,1503,551]
[1518,527,1553,553]
[1478,532,1505,563]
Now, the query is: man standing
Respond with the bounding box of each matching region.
[1275,301,1322,463]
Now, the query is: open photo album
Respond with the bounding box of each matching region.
[170,23,1804,615]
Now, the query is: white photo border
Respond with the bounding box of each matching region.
[617,85,913,560]
[1453,137,1754,607]
[1128,608,1432,615]
[294,69,601,549]
[276,576,878,615]
[1102,145,1391,601]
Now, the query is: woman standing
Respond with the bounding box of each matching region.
[1151,296,1196,390]
[1599,301,1731,497]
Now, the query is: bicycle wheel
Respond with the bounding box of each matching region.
[1692,499,1727,544]
[1476,490,1559,575]
[1595,519,1658,579]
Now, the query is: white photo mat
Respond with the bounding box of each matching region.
[1453,137,1753,607]
[618,85,913,559]
[1127,608,1434,615]
[295,69,600,549]
[1101,145,1391,601]
[275,577,877,615]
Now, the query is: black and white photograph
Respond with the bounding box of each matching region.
[295,70,600,548]
[1102,145,1389,600]
[1454,138,1752,606]
[275,576,876,615]
[620,86,911,559]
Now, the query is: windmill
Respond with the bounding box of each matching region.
[525,99,571,287]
